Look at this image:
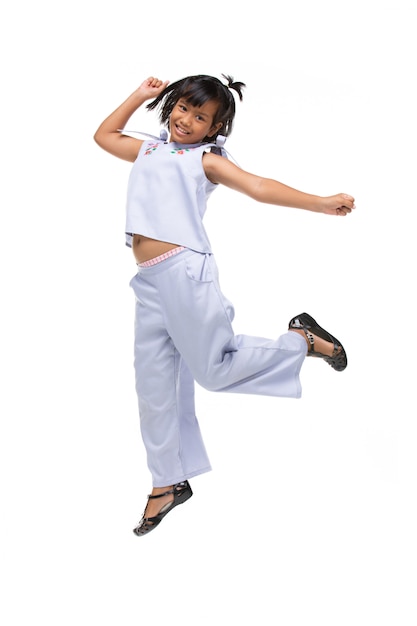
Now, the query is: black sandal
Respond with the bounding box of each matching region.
[133,480,193,536]
[288,312,347,371]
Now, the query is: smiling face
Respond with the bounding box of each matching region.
[169,98,223,144]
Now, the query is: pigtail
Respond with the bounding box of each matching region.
[221,74,245,101]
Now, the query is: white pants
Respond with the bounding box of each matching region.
[130,248,306,486]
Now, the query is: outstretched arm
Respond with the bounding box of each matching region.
[93,77,169,163]
[203,153,355,216]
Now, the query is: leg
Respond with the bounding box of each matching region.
[156,251,307,397]
[131,273,211,487]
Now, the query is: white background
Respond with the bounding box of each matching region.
[1,1,416,624]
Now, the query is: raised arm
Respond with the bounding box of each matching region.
[203,153,355,216]
[93,77,169,163]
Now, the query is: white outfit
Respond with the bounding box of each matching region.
[126,136,307,486]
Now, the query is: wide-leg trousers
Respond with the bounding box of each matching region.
[129,248,307,487]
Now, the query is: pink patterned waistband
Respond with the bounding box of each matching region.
[138,246,186,267]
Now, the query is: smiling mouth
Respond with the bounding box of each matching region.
[175,124,190,135]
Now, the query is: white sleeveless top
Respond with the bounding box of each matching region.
[125,135,227,253]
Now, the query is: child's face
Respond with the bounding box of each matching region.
[169,98,222,144]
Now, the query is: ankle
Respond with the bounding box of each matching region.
[290,327,311,351]
[151,485,172,496]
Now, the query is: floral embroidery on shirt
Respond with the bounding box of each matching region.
[144,142,159,156]
[143,143,198,156]
[171,148,191,155]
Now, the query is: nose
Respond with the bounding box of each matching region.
[181,112,192,126]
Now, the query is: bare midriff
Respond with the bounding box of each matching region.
[132,234,181,264]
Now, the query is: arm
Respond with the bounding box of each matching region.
[93,76,169,163]
[203,153,355,216]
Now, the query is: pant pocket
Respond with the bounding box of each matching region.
[184,252,214,283]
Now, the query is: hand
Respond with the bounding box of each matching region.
[321,193,356,216]
[137,76,170,100]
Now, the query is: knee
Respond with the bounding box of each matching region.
[194,367,226,392]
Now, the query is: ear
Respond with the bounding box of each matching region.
[207,122,223,138]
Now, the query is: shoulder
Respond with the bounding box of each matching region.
[202,150,242,185]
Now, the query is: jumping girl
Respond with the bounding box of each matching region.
[93,74,355,536]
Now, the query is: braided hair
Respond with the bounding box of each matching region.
[146,74,246,141]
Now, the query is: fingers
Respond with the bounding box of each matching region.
[324,194,356,216]
[336,206,350,216]
[342,193,355,208]
[339,193,356,213]
[145,76,169,90]
[336,202,355,215]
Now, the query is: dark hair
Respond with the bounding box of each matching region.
[146,74,245,141]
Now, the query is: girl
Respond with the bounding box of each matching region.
[94,74,355,537]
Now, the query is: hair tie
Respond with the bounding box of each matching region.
[221,74,245,101]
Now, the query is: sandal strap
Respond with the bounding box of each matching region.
[304,329,315,353]
[147,487,175,500]
[290,316,316,353]
[147,481,189,500]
